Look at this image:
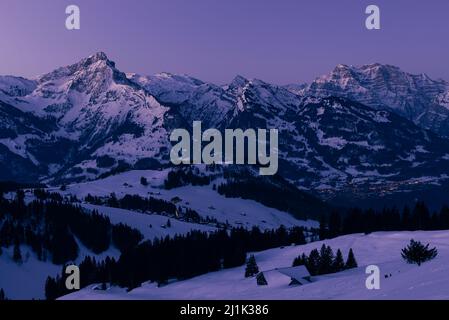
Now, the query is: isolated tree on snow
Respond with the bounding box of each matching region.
[401,239,437,266]
[245,255,259,278]
[345,248,357,269]
[333,249,345,272]
[140,177,148,186]
[166,219,171,228]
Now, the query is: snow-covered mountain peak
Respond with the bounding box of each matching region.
[36,52,132,95]
[229,75,250,89]
[305,63,449,136]
[3,53,449,202]
[87,51,110,62]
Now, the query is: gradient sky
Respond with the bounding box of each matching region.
[0,0,448,84]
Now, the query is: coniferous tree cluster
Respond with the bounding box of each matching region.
[320,202,449,240]
[292,245,357,276]
[112,223,144,253]
[85,193,223,226]
[33,189,64,202]
[0,194,143,265]
[164,168,211,189]
[45,256,117,300]
[401,239,438,266]
[45,225,307,299]
[86,193,178,215]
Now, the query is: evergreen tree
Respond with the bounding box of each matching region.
[306,249,321,276]
[289,227,306,245]
[0,288,6,300]
[107,193,120,208]
[345,248,358,269]
[319,215,328,240]
[439,205,449,230]
[223,247,246,269]
[401,239,438,266]
[245,255,259,278]
[328,211,341,238]
[45,276,58,300]
[292,254,305,267]
[319,245,334,275]
[140,177,148,186]
[411,202,430,230]
[15,190,25,207]
[333,249,345,272]
[402,206,411,230]
[256,272,268,286]
[166,219,171,228]
[13,240,22,264]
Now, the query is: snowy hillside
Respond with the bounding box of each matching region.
[0,242,120,300]
[62,230,449,300]
[51,169,319,230]
[0,168,318,300]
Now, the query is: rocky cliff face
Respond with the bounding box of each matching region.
[300,63,449,136]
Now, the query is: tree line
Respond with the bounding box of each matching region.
[292,244,358,276]
[0,192,143,265]
[85,193,223,226]
[319,201,449,240]
[45,225,307,299]
[216,175,329,221]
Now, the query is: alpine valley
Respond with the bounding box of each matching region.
[2,53,449,300]
[1,53,449,208]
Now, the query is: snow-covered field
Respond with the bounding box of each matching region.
[62,230,449,300]
[53,169,319,230]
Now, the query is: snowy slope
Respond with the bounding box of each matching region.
[0,195,218,300]
[52,169,319,230]
[81,204,217,240]
[62,230,449,300]
[0,242,121,300]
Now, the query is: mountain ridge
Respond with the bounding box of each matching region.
[299,63,449,136]
[2,53,449,205]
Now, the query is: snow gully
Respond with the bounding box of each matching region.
[170,121,279,175]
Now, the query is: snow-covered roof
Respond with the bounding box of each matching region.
[276,266,310,281]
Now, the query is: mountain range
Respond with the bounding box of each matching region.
[2,52,449,205]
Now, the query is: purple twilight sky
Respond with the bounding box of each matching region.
[0,0,448,85]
